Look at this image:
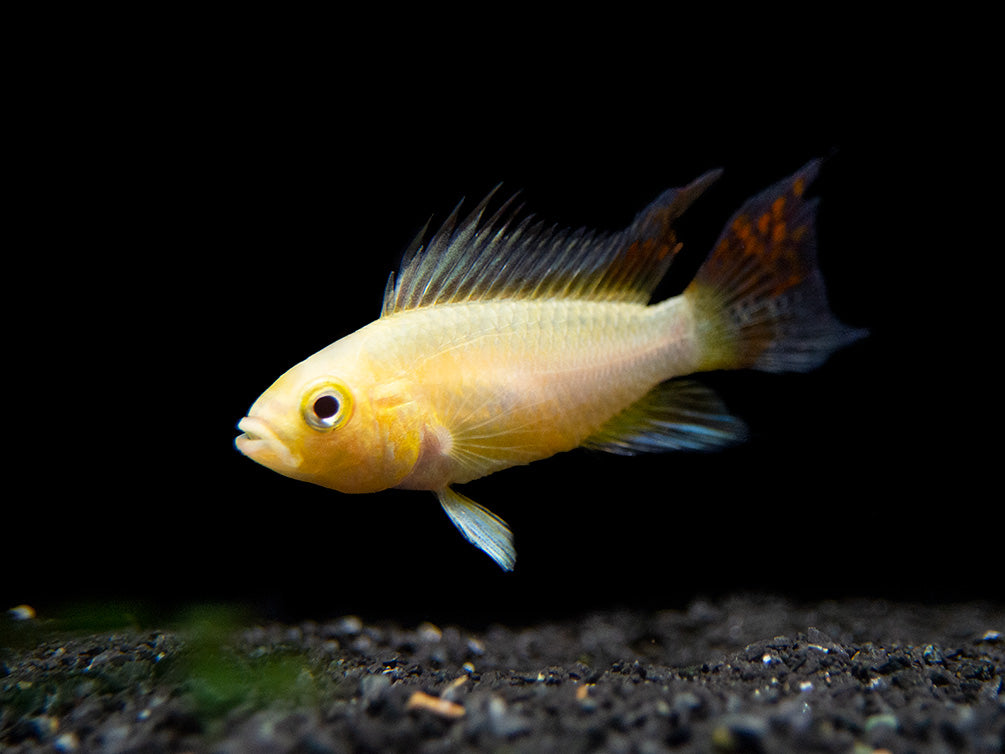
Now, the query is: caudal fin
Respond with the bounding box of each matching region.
[684,159,866,373]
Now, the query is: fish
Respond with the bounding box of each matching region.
[235,160,865,570]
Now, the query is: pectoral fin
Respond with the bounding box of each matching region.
[582,379,748,455]
[437,487,516,571]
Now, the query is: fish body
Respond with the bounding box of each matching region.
[236,161,864,569]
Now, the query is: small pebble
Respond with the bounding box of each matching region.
[53,732,79,752]
[359,673,391,705]
[8,604,35,621]
[441,675,468,702]
[865,712,899,734]
[332,615,363,636]
[406,691,465,719]
[417,622,442,642]
[466,637,486,655]
[711,714,767,751]
[487,695,530,738]
[922,644,944,665]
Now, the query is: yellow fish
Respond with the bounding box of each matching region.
[236,160,864,570]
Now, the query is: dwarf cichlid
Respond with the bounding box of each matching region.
[236,161,864,570]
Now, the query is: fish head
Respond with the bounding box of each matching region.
[235,339,422,494]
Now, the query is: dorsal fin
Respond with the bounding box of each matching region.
[380,169,722,317]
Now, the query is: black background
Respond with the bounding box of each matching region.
[6,28,998,626]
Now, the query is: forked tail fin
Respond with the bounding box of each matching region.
[684,159,866,373]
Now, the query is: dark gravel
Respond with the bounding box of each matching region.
[2,595,1003,753]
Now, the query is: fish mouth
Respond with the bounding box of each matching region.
[235,416,302,470]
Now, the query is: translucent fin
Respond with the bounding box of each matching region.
[582,380,748,455]
[437,487,516,571]
[381,170,721,316]
[685,159,867,373]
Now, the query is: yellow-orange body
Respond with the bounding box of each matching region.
[261,298,694,492]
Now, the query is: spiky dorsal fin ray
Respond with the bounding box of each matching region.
[437,487,515,571]
[381,170,722,316]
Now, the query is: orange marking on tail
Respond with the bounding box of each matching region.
[733,215,752,240]
[771,221,787,244]
[740,206,808,296]
[793,176,806,197]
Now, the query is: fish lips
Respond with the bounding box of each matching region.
[235,416,302,471]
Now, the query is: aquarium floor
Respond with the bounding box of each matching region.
[3,594,1003,753]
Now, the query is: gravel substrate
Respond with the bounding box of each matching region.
[2,595,1003,753]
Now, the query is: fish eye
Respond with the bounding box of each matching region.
[313,394,339,420]
[301,381,353,431]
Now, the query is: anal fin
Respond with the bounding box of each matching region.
[437,487,516,571]
[582,380,748,455]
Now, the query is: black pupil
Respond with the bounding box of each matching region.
[313,395,340,420]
